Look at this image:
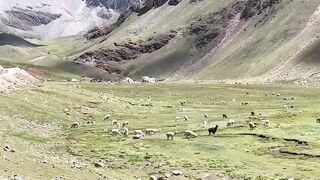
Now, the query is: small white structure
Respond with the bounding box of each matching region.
[142,76,156,83]
[121,77,134,84]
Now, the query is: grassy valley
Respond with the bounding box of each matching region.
[1,82,320,179]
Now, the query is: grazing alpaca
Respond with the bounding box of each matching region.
[145,128,160,135]
[249,122,256,130]
[251,111,255,116]
[208,125,219,135]
[242,102,249,106]
[111,129,122,136]
[104,114,111,120]
[70,122,80,128]
[123,128,129,136]
[122,121,129,128]
[166,131,177,140]
[112,120,118,126]
[184,130,197,139]
[261,119,271,127]
[227,119,235,127]
[222,114,228,119]
[134,130,145,136]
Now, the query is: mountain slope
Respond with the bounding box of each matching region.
[1,0,320,84]
[194,0,320,82]
[0,33,40,47]
[70,0,320,84]
[0,0,126,39]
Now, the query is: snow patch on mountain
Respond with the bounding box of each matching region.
[0,0,120,39]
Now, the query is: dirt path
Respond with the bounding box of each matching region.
[28,56,46,63]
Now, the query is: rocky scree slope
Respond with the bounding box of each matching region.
[76,31,177,74]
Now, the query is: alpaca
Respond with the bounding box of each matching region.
[208,125,219,135]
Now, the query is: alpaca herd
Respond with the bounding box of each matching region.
[70,111,222,141]
[70,90,311,143]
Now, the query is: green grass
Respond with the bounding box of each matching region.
[129,39,192,78]
[11,132,49,143]
[1,82,320,179]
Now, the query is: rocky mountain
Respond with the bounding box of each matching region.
[0,0,182,39]
[86,0,140,11]
[0,0,134,39]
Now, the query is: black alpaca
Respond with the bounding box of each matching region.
[251,111,255,116]
[208,125,219,135]
[222,114,228,119]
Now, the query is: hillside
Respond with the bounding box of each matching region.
[66,0,319,84]
[0,0,319,84]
